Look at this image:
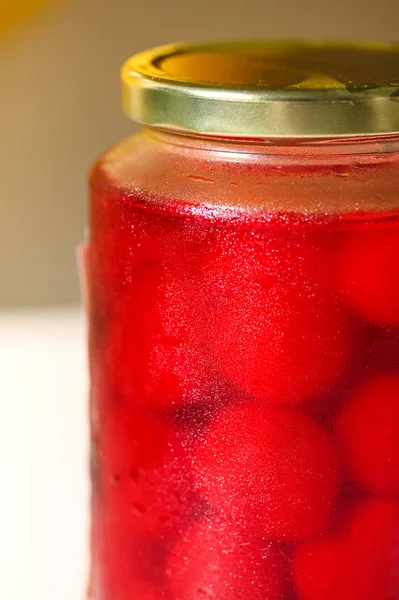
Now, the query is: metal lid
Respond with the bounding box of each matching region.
[121,40,399,138]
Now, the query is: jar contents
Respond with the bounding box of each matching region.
[88,166,399,600]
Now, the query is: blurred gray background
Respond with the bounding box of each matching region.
[1,0,398,307]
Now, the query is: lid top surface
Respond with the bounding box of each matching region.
[131,40,399,90]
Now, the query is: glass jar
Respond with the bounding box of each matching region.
[87,41,399,600]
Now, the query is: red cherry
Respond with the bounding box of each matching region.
[129,583,166,600]
[99,257,214,408]
[337,374,399,495]
[206,231,350,404]
[88,205,167,378]
[95,405,170,474]
[95,402,194,537]
[89,199,165,301]
[293,498,399,600]
[90,201,217,408]
[91,509,167,600]
[192,402,339,541]
[336,227,399,325]
[204,227,334,293]
[166,517,285,600]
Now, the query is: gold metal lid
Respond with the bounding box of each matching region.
[121,40,399,139]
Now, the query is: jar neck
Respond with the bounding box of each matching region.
[145,126,399,160]
[98,126,399,216]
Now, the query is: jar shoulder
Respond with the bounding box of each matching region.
[90,131,399,214]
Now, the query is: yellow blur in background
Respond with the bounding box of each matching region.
[1,0,399,307]
[0,0,53,37]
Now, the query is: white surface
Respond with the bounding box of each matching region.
[0,308,89,600]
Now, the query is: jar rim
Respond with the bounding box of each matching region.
[121,39,399,139]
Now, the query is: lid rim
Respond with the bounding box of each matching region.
[121,40,399,138]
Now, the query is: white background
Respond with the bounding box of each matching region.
[0,308,89,600]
